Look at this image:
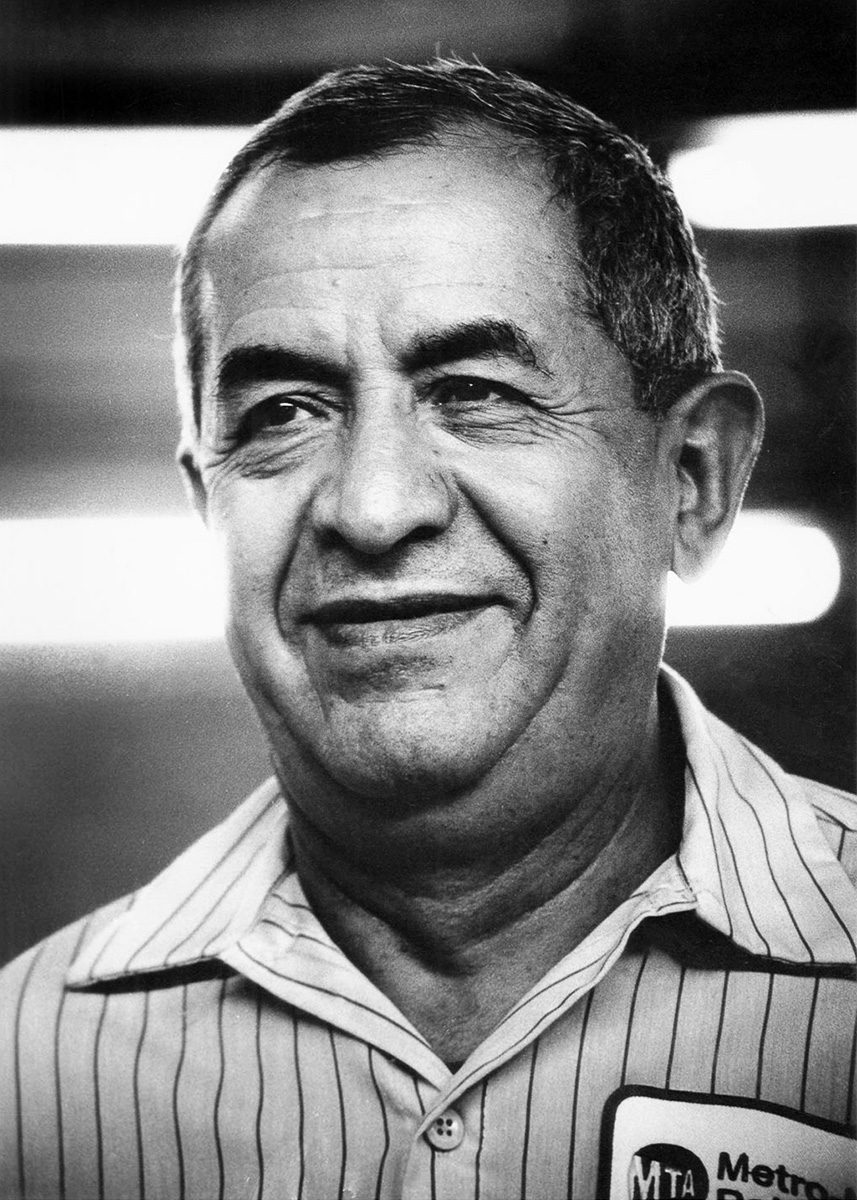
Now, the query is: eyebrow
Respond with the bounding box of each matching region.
[215,346,349,403]
[400,319,550,376]
[213,317,550,404]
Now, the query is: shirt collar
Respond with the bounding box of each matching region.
[663,665,856,964]
[67,777,290,984]
[67,667,856,987]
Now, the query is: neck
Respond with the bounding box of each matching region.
[280,683,685,1062]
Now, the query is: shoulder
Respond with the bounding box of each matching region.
[0,895,133,1031]
[0,897,137,1198]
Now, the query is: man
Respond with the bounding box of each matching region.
[2,60,854,1199]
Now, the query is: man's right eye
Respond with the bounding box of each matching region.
[235,396,312,441]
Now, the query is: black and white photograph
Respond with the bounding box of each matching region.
[1,2,854,1197]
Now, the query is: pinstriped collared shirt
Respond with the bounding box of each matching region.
[2,669,855,1199]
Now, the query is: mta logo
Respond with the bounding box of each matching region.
[629,1143,710,1199]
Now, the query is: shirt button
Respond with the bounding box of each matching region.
[425,1110,465,1151]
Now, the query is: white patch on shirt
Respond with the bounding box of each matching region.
[600,1087,856,1200]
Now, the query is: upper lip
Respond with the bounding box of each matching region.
[305,592,495,625]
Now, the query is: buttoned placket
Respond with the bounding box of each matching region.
[221,858,697,1199]
[402,1096,480,1200]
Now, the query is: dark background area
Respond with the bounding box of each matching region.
[1,0,854,964]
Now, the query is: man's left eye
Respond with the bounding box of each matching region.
[429,377,524,407]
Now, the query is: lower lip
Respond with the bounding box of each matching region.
[311,604,493,649]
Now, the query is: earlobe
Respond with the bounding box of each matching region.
[668,371,764,583]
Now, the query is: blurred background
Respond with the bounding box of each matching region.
[1,0,854,964]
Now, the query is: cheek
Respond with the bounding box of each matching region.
[461,448,667,619]
[458,450,602,569]
[205,478,300,616]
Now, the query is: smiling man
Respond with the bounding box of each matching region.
[2,61,855,1199]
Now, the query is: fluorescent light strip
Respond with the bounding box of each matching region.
[2,116,852,244]
[1,116,853,244]
[0,127,252,245]
[0,516,226,644]
[0,512,841,644]
[666,513,841,627]
[668,111,857,230]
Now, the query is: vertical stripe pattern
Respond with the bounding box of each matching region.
[1,671,855,1198]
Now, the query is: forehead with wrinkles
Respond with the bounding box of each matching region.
[194,135,594,386]
[204,134,579,283]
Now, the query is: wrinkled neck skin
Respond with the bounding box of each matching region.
[274,679,685,1062]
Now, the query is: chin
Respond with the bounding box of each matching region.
[231,631,525,803]
[305,695,512,806]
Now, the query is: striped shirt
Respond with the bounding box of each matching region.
[2,668,855,1199]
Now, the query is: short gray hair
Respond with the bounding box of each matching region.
[176,59,721,430]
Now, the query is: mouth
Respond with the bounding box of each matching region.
[310,593,489,624]
[304,593,497,647]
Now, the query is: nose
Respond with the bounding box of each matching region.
[312,399,456,555]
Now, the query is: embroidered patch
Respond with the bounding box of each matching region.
[599,1087,855,1199]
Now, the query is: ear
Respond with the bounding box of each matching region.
[665,371,764,583]
[177,436,208,523]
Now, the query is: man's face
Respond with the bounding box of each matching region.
[190,136,677,802]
